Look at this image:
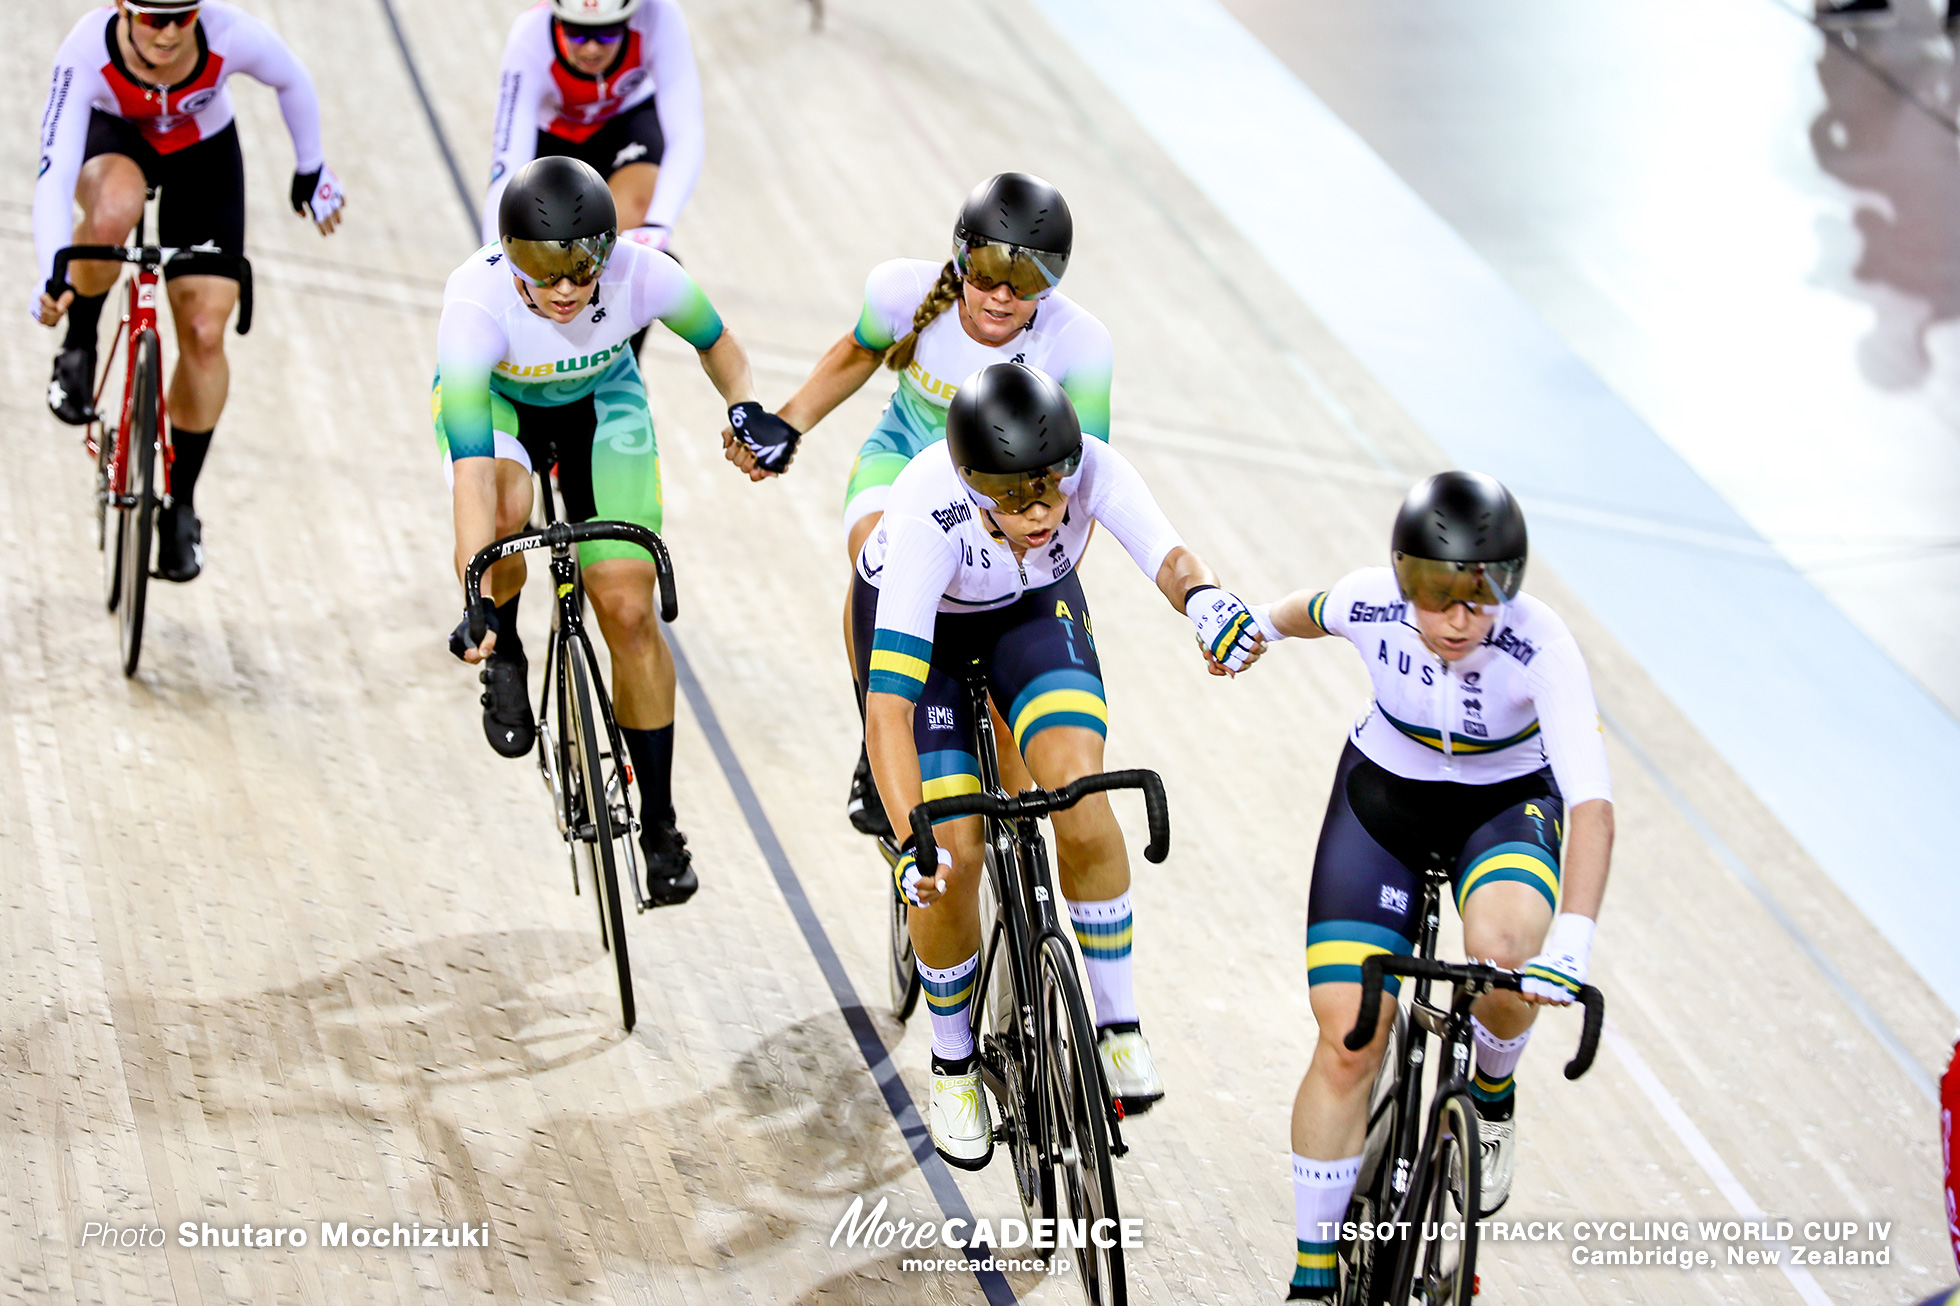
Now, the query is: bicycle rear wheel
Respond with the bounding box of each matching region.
[1389,1090,1479,1306]
[1036,933,1126,1306]
[117,331,159,677]
[565,633,636,1032]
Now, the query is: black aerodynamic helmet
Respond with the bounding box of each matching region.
[498,156,618,287]
[952,172,1073,300]
[1389,470,1528,612]
[945,363,1085,512]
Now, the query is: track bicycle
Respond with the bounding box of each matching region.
[1334,863,1604,1306]
[49,203,254,676]
[905,660,1171,1306]
[461,472,678,1033]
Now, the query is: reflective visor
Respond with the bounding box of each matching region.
[127,2,200,26]
[960,451,1083,514]
[954,239,1067,300]
[501,231,617,287]
[1392,553,1525,613]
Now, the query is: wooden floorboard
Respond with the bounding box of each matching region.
[2,0,1951,1302]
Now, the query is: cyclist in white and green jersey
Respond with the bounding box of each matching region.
[723,173,1113,839]
[439,156,797,905]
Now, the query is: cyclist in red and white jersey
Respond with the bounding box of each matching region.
[481,0,703,257]
[33,0,346,582]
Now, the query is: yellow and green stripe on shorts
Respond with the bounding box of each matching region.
[1306,920,1413,994]
[1006,668,1107,752]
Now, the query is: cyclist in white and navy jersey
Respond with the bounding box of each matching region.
[1248,471,1615,1300]
[482,0,702,258]
[725,173,1114,842]
[33,0,347,581]
[858,362,1262,1169]
[439,156,796,905]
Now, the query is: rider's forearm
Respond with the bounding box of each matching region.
[1266,587,1333,640]
[1559,799,1613,919]
[866,692,924,837]
[1152,546,1216,612]
[451,458,500,587]
[777,332,884,433]
[697,328,757,407]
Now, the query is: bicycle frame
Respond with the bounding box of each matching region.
[54,206,256,508]
[530,473,649,911]
[1340,872,1605,1303]
[929,668,1140,1162]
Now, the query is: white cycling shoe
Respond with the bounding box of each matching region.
[1473,1099,1516,1216]
[1097,1025,1165,1115]
[929,1055,994,1171]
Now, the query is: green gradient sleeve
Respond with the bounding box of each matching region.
[854,298,897,352]
[658,273,725,351]
[434,301,506,460]
[1062,359,1113,442]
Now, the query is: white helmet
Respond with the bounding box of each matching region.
[549,0,644,22]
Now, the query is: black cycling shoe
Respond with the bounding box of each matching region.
[478,655,535,757]
[48,348,95,426]
[846,744,893,839]
[641,817,698,905]
[153,503,203,582]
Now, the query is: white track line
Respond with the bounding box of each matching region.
[1605,1024,1834,1305]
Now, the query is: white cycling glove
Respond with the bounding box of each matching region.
[1185,585,1262,672]
[1248,602,1287,643]
[1521,912,1595,1003]
[895,840,953,908]
[291,163,345,225]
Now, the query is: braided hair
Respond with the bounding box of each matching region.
[884,260,963,373]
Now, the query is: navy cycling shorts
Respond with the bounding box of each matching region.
[1306,742,1564,994]
[852,571,1104,822]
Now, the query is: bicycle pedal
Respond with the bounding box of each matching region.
[1111,1096,1126,1121]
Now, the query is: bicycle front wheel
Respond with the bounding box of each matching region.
[1343,1007,1409,1305]
[1036,933,1126,1306]
[117,331,159,676]
[1389,1090,1479,1306]
[565,633,636,1032]
[886,841,921,1018]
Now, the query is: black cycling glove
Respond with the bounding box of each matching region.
[447,598,500,661]
[728,401,802,474]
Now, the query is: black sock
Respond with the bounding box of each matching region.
[620,724,675,823]
[64,291,108,352]
[493,593,523,662]
[169,426,214,509]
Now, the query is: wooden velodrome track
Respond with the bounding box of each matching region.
[2,1,1954,1302]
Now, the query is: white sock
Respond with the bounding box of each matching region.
[918,953,978,1062]
[1472,1017,1530,1101]
[1292,1153,1361,1290]
[1067,892,1137,1027]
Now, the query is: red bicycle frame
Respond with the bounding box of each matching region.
[88,261,172,510]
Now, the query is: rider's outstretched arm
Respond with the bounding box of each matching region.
[642,0,705,237]
[776,332,885,434]
[31,23,107,322]
[436,302,507,592]
[481,18,548,246]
